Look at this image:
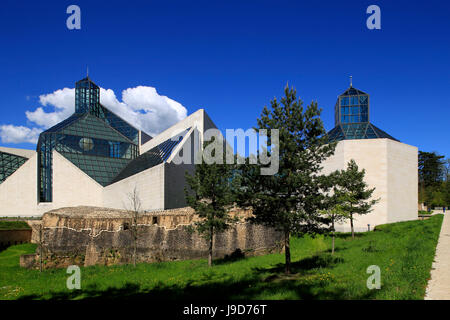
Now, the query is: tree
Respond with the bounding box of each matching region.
[126,186,142,267]
[445,180,450,207]
[335,159,379,239]
[38,223,43,272]
[236,84,336,274]
[418,151,446,207]
[419,151,445,187]
[321,173,349,255]
[444,159,450,182]
[185,139,237,267]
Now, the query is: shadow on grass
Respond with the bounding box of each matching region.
[253,254,344,276]
[17,253,375,301]
[213,249,246,265]
[18,276,375,300]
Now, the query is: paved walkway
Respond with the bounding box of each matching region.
[425,213,450,300]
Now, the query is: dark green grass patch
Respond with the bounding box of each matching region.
[0,221,31,230]
[0,215,443,300]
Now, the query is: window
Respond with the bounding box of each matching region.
[359,95,368,104]
[109,142,121,158]
[340,97,349,106]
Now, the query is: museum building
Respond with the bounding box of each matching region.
[0,78,417,233]
[0,77,215,216]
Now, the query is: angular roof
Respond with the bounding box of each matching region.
[61,113,133,143]
[327,122,398,142]
[41,113,133,144]
[110,128,190,184]
[339,86,368,96]
[0,150,28,184]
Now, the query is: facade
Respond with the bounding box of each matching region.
[322,84,418,231]
[0,78,418,232]
[0,77,215,217]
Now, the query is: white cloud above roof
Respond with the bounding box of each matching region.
[0,85,188,144]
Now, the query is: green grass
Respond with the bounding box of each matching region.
[0,220,31,230]
[0,215,443,300]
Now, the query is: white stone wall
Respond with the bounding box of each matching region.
[0,153,47,217]
[52,151,104,209]
[321,139,417,232]
[141,109,207,154]
[386,139,418,223]
[103,163,165,211]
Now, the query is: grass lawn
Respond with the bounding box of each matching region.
[0,214,443,300]
[0,220,31,230]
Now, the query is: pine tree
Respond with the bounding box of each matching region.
[335,159,379,239]
[321,172,349,255]
[236,84,336,274]
[185,139,237,267]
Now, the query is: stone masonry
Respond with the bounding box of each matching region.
[24,206,283,269]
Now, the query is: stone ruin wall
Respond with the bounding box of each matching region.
[25,206,283,269]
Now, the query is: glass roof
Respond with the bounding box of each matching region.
[328,85,397,142]
[0,151,28,184]
[339,87,368,96]
[110,128,190,184]
[59,113,133,143]
[327,123,398,142]
[43,114,83,133]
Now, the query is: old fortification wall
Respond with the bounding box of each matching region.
[26,206,282,268]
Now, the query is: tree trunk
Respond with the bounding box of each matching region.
[350,214,355,239]
[208,228,213,267]
[39,224,43,273]
[133,214,137,267]
[133,233,136,267]
[331,218,335,255]
[284,229,291,274]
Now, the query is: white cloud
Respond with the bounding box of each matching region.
[0,125,42,144]
[25,87,75,129]
[0,85,189,144]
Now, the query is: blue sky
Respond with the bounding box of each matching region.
[0,0,449,158]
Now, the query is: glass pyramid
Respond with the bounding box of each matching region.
[327,85,398,142]
[37,77,145,202]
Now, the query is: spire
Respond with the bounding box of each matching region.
[86,66,89,79]
[349,75,353,88]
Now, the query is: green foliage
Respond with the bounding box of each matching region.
[185,139,237,240]
[0,216,443,300]
[418,151,447,207]
[329,159,379,238]
[421,181,450,207]
[185,139,238,266]
[320,171,351,228]
[236,84,336,273]
[0,221,31,230]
